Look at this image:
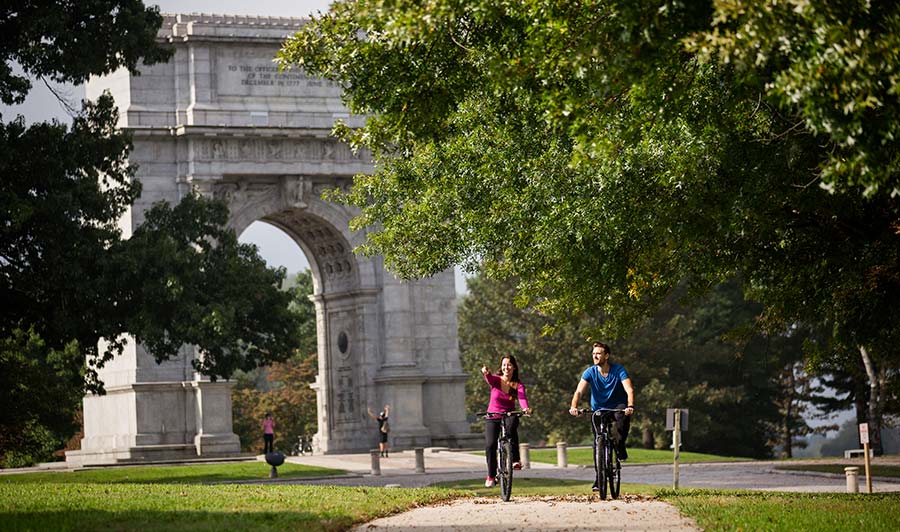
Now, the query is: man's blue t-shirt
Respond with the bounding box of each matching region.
[581,364,629,410]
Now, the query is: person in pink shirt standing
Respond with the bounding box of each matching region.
[481,355,532,488]
[262,412,275,454]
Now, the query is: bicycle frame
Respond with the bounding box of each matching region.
[477,411,527,502]
[580,408,623,500]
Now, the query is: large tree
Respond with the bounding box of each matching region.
[1,1,303,466]
[281,0,900,451]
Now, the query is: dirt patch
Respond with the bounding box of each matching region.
[355,495,700,531]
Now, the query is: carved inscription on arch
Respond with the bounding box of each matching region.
[192,138,362,163]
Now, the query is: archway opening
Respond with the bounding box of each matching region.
[232,221,318,455]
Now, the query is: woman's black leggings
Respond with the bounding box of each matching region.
[484,416,520,478]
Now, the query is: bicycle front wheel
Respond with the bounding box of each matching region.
[498,440,513,501]
[596,436,608,500]
[608,444,621,499]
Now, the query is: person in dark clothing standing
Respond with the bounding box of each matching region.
[367,404,390,457]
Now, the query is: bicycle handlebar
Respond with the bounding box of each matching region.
[575,408,626,415]
[476,410,530,418]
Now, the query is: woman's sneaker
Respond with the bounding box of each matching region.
[484,477,495,488]
[513,462,522,470]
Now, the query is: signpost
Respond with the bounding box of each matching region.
[859,423,872,493]
[666,408,689,489]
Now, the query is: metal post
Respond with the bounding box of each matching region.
[370,449,381,476]
[863,442,872,493]
[845,466,859,493]
[557,441,568,468]
[520,443,531,470]
[673,408,681,490]
[414,447,425,473]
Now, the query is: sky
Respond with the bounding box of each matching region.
[1,0,470,294]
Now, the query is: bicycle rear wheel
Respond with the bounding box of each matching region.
[498,440,513,501]
[596,436,608,499]
[608,444,621,499]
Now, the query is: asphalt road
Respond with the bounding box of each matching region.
[279,448,900,494]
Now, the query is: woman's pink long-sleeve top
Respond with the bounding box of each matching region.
[484,373,529,414]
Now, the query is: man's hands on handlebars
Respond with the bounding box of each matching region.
[569,406,634,416]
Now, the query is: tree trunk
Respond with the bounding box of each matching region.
[642,426,654,449]
[859,346,884,456]
[781,366,795,459]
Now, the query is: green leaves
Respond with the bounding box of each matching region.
[0,0,171,105]
[114,195,301,379]
[690,0,900,195]
[281,1,900,390]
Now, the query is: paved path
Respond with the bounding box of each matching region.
[278,449,900,531]
[353,495,700,532]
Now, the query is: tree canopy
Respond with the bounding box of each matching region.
[1,1,305,466]
[280,0,899,363]
[281,0,899,452]
[1,0,170,107]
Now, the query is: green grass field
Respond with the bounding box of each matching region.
[434,478,900,531]
[658,489,900,532]
[529,446,748,465]
[1,462,467,532]
[1,461,345,484]
[4,459,899,531]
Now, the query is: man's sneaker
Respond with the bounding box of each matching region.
[485,477,495,488]
[591,482,599,492]
[618,447,628,462]
[513,462,522,470]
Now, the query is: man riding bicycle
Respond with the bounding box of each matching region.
[568,342,635,491]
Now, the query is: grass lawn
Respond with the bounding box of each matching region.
[529,446,749,466]
[1,461,346,484]
[434,477,900,532]
[6,461,898,531]
[1,462,468,532]
[658,489,900,532]
[775,464,900,478]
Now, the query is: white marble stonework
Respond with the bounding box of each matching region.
[66,13,477,466]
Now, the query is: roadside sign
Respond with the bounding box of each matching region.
[666,408,689,431]
[859,423,869,445]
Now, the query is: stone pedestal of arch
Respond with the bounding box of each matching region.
[66,13,479,466]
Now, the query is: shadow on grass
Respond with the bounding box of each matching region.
[1,463,346,485]
[1,509,354,532]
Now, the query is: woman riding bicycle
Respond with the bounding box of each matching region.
[481,355,532,488]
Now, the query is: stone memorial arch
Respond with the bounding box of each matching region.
[66,14,477,466]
